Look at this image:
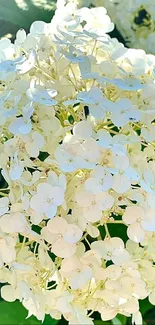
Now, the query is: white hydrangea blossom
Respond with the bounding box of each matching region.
[76,0,155,55]
[1,2,155,325]
[101,0,155,54]
[64,0,155,55]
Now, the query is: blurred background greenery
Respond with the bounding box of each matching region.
[0,0,155,324]
[0,0,56,40]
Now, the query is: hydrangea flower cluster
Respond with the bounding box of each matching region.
[82,0,155,55]
[1,2,155,324]
[102,0,155,54]
[66,0,155,55]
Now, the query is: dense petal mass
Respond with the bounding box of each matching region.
[0,1,155,324]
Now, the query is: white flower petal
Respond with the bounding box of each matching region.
[113,174,131,194]
[1,285,17,302]
[113,154,129,171]
[149,291,155,305]
[47,217,68,234]
[73,121,92,139]
[52,239,76,258]
[0,197,9,217]
[147,193,155,208]
[127,223,145,243]
[70,266,92,290]
[95,192,114,210]
[87,225,100,238]
[101,306,117,321]
[141,209,155,231]
[64,224,82,244]
[123,206,144,225]
[112,248,130,265]
[83,205,102,222]
[76,191,93,207]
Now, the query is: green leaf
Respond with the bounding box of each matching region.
[57,317,68,325]
[108,223,128,243]
[43,315,59,325]
[142,321,147,325]
[0,301,40,325]
[99,223,128,243]
[112,314,127,325]
[140,298,153,315]
[0,300,58,325]
[109,27,127,47]
[38,151,50,162]
[68,115,75,124]
[143,305,155,325]
[0,0,56,38]
[112,318,122,325]
[94,321,112,324]
[94,321,110,325]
